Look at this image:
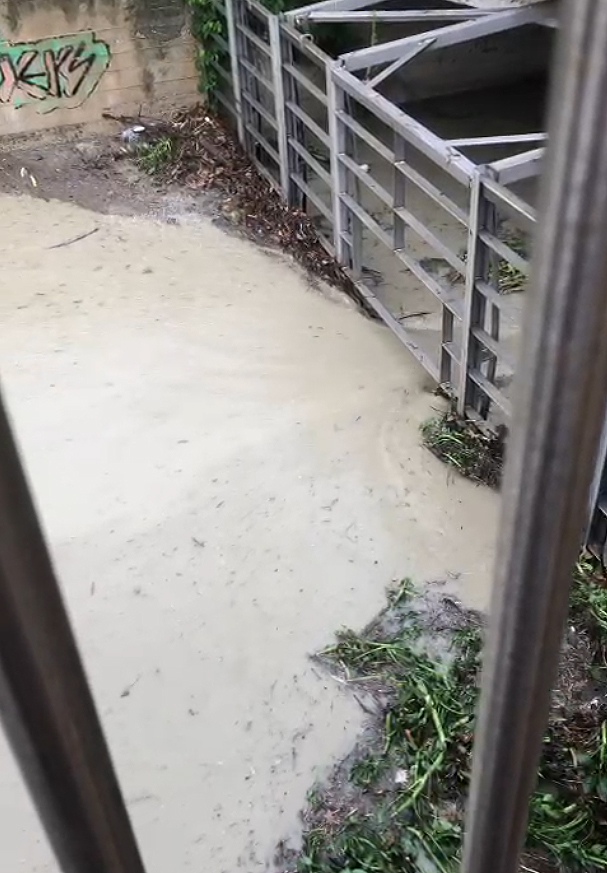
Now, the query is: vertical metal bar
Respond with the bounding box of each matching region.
[587,409,607,539]
[283,40,299,208]
[344,94,363,278]
[462,4,607,873]
[269,16,289,197]
[440,308,454,386]
[479,200,501,419]
[459,172,497,416]
[327,61,347,263]
[457,172,483,415]
[224,0,244,143]
[0,390,147,873]
[479,304,500,418]
[393,132,406,251]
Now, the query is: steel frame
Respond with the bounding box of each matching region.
[211,0,554,429]
[338,5,553,71]
[290,9,497,22]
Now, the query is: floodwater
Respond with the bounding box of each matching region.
[0,194,498,872]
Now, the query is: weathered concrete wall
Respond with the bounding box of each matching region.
[381,21,553,103]
[0,0,199,136]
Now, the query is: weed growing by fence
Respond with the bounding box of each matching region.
[137,137,175,175]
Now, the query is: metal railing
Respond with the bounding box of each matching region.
[211,0,537,432]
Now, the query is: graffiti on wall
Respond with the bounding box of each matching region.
[0,32,110,113]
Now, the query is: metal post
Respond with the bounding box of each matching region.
[587,410,607,537]
[225,0,244,143]
[327,64,361,274]
[440,308,454,387]
[269,15,289,198]
[0,389,147,873]
[283,39,301,208]
[326,61,347,263]
[457,172,483,415]
[393,132,406,252]
[462,4,607,873]
[479,201,500,420]
[344,93,363,278]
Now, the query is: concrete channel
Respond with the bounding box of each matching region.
[0,192,498,872]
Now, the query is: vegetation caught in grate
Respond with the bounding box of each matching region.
[283,568,607,873]
[421,409,504,490]
[495,231,529,295]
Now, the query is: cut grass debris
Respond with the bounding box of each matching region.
[421,409,504,490]
[137,136,175,175]
[498,258,526,295]
[288,568,607,873]
[495,233,529,296]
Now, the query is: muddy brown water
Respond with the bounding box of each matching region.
[0,181,498,873]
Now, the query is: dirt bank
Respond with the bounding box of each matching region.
[0,140,498,873]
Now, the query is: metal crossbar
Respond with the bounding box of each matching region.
[295,9,497,23]
[339,7,550,72]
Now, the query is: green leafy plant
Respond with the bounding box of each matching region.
[137,137,175,174]
[187,0,228,98]
[187,0,287,101]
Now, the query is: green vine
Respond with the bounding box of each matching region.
[187,0,227,99]
[187,0,346,102]
[186,0,311,101]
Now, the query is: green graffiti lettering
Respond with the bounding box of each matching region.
[0,32,110,113]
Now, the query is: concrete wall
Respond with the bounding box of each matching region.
[381,22,553,103]
[0,0,199,136]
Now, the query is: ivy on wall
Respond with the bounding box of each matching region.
[187,0,226,97]
[186,0,307,99]
[186,0,357,99]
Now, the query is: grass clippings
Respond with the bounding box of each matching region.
[284,566,607,873]
[421,409,504,490]
[115,106,373,316]
[495,232,529,296]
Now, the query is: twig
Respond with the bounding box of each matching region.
[397,310,432,321]
[49,228,99,250]
[120,674,142,698]
[353,693,376,716]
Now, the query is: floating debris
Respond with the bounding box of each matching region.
[421,408,505,490]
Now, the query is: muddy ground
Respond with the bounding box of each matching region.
[0,127,216,222]
[0,127,498,873]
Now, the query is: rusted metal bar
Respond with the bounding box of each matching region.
[462,3,607,873]
[0,390,147,873]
